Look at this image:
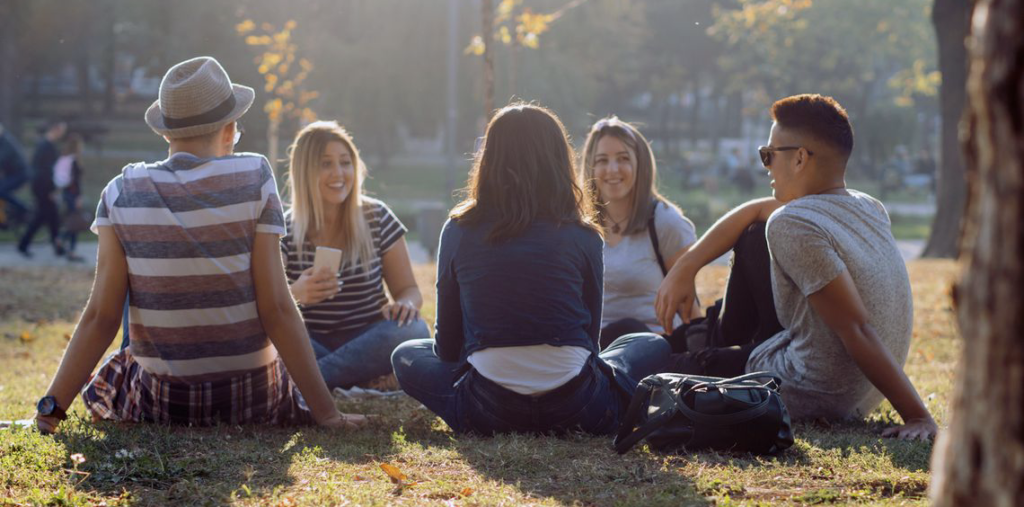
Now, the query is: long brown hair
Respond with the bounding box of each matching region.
[581,116,677,235]
[284,121,374,269]
[451,103,598,243]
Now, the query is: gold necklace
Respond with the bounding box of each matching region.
[605,213,629,234]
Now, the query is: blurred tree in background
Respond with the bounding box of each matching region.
[0,0,951,220]
[236,18,318,166]
[709,0,937,173]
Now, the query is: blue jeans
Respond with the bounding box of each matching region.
[62,190,79,252]
[391,333,671,435]
[120,298,130,350]
[310,318,429,389]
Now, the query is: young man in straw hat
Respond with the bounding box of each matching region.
[33,56,362,431]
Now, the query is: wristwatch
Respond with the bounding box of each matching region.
[36,396,67,421]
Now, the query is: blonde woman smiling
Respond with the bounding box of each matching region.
[282,121,427,389]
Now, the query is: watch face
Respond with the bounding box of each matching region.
[37,396,55,415]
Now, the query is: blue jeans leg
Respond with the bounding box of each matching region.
[391,339,465,431]
[315,318,429,389]
[120,298,130,350]
[598,332,672,395]
[310,338,331,359]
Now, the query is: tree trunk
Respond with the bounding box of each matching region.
[688,74,702,146]
[481,0,495,121]
[0,1,26,134]
[102,0,117,115]
[929,0,1024,505]
[507,2,523,100]
[76,40,94,116]
[921,0,973,258]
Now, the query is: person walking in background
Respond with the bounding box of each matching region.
[54,133,86,262]
[18,120,67,257]
[0,122,31,228]
[391,103,671,436]
[281,120,427,390]
[578,117,697,349]
[34,56,361,433]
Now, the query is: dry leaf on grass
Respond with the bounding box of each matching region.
[380,463,407,483]
[461,487,474,497]
[19,331,34,343]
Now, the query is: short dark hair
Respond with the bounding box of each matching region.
[770,94,854,158]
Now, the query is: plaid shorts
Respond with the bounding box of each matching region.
[81,348,314,426]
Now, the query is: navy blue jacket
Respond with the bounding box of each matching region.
[0,133,28,179]
[433,217,604,363]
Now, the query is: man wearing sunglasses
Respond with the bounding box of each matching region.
[655,94,936,441]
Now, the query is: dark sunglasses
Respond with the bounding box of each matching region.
[758,145,812,167]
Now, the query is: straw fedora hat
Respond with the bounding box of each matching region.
[145,56,255,139]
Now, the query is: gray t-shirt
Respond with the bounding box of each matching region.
[747,190,913,420]
[603,202,697,332]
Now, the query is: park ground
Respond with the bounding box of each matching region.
[0,257,959,506]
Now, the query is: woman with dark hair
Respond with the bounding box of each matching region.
[580,117,698,349]
[391,103,670,436]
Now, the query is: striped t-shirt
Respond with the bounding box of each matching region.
[93,152,286,382]
[280,197,406,335]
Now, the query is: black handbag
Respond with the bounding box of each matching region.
[614,371,794,455]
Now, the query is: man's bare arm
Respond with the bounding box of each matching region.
[656,198,783,330]
[36,227,128,433]
[807,271,937,440]
[251,233,359,428]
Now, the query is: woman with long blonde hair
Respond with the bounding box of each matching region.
[391,103,670,435]
[282,120,427,389]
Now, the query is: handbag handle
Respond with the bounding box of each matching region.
[673,385,773,427]
[671,371,781,427]
[614,379,669,454]
[708,371,783,388]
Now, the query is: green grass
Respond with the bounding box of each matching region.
[0,260,959,505]
[888,215,933,241]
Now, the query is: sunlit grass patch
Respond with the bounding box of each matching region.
[0,260,958,505]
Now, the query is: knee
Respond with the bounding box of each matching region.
[610,332,671,356]
[641,332,672,357]
[390,338,434,378]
